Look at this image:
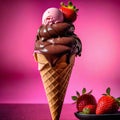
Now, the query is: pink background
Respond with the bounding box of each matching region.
[0,0,120,103]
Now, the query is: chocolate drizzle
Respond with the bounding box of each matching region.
[34,22,82,66]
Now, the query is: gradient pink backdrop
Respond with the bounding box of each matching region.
[0,0,120,103]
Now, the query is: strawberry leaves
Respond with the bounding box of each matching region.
[60,1,79,12]
[82,88,86,94]
[106,87,111,95]
[102,87,111,96]
[116,97,120,106]
[76,91,80,97]
[71,91,80,101]
[72,88,93,101]
[72,96,78,101]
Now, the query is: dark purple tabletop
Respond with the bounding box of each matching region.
[0,104,77,120]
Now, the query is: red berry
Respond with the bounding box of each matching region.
[60,1,78,23]
[77,94,97,112]
[72,88,97,112]
[82,104,96,114]
[96,96,119,114]
[96,87,120,114]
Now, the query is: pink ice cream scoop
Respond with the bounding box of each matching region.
[42,8,64,25]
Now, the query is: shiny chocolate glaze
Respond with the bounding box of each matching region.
[34,22,82,66]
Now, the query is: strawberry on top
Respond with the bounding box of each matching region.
[60,1,79,23]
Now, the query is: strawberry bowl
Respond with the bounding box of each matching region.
[74,111,120,120]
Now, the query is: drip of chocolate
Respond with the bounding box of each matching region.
[34,22,82,66]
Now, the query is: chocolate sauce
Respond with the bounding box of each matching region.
[34,22,82,66]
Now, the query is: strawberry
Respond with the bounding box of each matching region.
[82,104,96,114]
[96,87,120,114]
[60,1,79,23]
[72,88,97,112]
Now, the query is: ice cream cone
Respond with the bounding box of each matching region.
[34,53,75,120]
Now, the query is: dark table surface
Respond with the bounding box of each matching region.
[0,104,77,120]
[1,104,120,120]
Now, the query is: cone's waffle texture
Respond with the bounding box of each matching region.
[34,53,75,120]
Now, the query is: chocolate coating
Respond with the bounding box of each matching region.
[34,22,82,66]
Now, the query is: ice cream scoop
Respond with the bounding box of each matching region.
[42,8,64,25]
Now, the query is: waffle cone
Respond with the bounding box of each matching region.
[34,53,75,120]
